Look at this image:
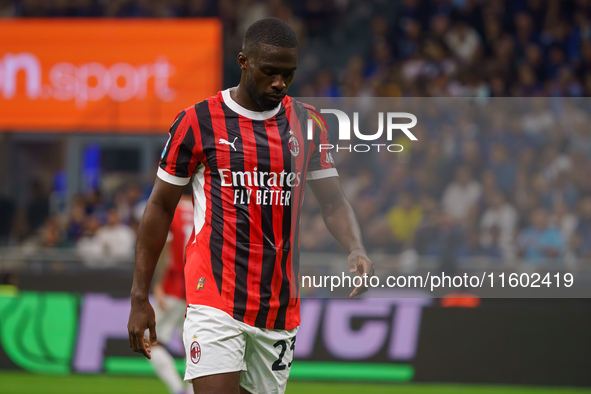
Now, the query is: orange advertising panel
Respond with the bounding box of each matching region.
[0,19,222,132]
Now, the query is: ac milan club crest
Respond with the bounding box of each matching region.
[190,341,201,364]
[288,135,300,157]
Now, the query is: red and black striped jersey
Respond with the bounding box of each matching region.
[157,89,337,330]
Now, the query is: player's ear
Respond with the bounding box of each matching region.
[238,52,248,71]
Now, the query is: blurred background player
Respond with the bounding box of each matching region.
[149,187,193,394]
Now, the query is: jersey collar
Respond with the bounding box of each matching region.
[222,88,282,121]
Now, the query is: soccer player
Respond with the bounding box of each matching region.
[128,17,374,394]
[149,189,193,394]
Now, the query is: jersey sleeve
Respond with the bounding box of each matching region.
[306,109,338,180]
[158,109,202,186]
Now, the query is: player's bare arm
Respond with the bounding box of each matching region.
[308,176,375,297]
[128,177,184,359]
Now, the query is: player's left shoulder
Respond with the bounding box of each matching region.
[283,95,316,113]
[283,97,326,128]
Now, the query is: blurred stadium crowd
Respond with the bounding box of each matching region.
[1,0,591,269]
[301,98,591,269]
[3,0,591,97]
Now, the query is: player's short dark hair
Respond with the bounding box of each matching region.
[242,17,298,54]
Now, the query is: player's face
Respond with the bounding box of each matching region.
[244,44,298,111]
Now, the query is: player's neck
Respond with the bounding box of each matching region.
[231,85,266,112]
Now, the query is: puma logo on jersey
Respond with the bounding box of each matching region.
[219,137,238,151]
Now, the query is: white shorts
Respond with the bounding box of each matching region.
[183,304,298,394]
[153,295,186,344]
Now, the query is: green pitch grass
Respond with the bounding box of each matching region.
[1,372,590,394]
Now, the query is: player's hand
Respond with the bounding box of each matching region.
[127,297,157,359]
[347,249,375,298]
[153,283,167,311]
